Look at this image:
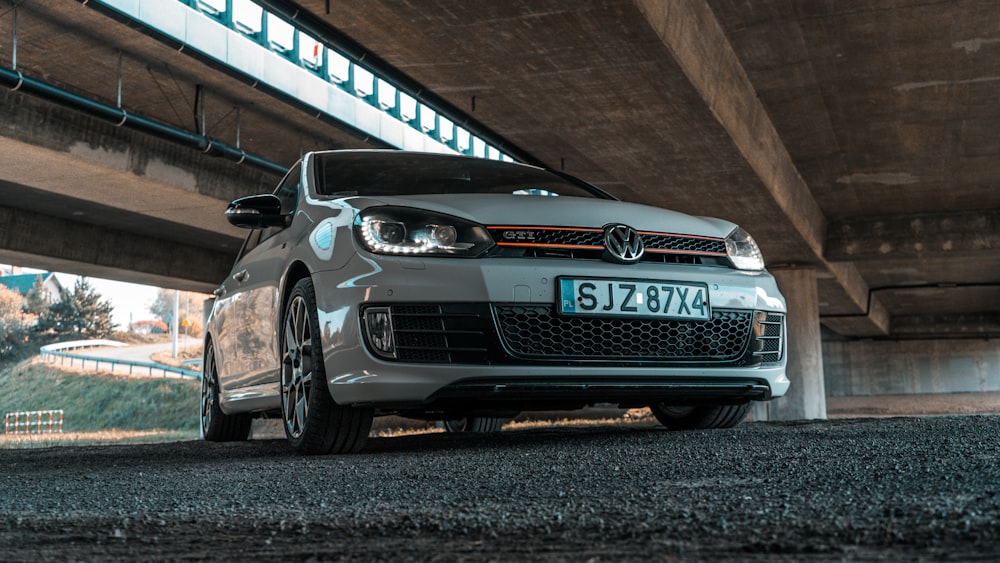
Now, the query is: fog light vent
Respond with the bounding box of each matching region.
[364,307,395,359]
[752,311,784,363]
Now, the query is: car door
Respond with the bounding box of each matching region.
[213,164,302,393]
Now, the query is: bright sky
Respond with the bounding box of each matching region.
[56,274,160,329]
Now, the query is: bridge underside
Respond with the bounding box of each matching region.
[0,0,996,346]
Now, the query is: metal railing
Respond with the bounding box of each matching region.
[86,0,526,162]
[39,341,202,380]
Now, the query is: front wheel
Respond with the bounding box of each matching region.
[649,403,750,430]
[437,417,505,433]
[201,340,252,442]
[281,278,373,454]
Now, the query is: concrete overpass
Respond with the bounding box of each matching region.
[1,0,998,419]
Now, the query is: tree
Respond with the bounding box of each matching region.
[22,275,51,317]
[40,278,115,338]
[149,288,176,326]
[0,285,28,360]
[148,289,205,337]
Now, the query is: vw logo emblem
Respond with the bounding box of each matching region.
[603,224,644,264]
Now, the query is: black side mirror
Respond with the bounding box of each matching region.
[225,194,290,229]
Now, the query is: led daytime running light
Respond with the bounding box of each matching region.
[355,207,494,257]
[362,217,431,254]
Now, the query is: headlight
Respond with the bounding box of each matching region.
[725,227,765,271]
[354,207,494,257]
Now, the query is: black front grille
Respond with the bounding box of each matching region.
[488,227,728,259]
[534,230,603,247]
[363,303,782,367]
[643,235,727,255]
[494,305,752,362]
[507,247,726,266]
[489,228,603,247]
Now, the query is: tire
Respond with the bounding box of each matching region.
[281,278,373,454]
[649,403,750,430]
[201,340,252,442]
[437,417,505,433]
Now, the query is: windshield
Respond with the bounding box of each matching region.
[312,151,613,199]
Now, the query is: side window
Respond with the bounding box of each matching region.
[274,162,301,213]
[260,162,301,243]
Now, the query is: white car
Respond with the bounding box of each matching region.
[201,150,789,454]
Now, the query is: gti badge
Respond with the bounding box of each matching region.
[603,224,644,264]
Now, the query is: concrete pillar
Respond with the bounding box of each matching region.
[753,268,827,421]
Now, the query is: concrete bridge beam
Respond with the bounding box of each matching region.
[0,205,233,293]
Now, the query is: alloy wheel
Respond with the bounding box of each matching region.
[282,294,314,439]
[201,344,217,436]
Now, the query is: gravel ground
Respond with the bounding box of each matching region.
[2,415,999,561]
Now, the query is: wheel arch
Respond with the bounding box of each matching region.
[278,264,352,408]
[202,334,214,363]
[201,336,229,414]
[280,261,313,317]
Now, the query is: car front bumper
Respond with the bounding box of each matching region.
[312,254,790,409]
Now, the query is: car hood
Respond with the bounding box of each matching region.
[344,194,737,238]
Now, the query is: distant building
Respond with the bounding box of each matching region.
[0,271,64,303]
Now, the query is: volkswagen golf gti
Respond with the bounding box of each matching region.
[201,150,789,454]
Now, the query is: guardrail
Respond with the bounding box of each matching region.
[42,339,129,352]
[86,0,524,163]
[5,410,64,434]
[39,341,202,380]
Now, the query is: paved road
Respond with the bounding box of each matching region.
[73,337,202,363]
[55,337,202,377]
[2,415,998,560]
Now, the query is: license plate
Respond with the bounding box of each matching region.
[558,278,710,320]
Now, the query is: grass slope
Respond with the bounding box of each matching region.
[0,362,200,434]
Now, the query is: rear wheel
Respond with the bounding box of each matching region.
[281,278,373,454]
[437,417,505,433]
[201,340,252,441]
[649,403,750,430]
